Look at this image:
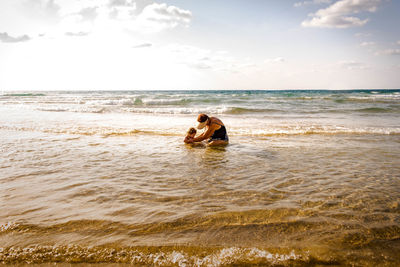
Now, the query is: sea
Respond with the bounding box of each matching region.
[1,89,399,266]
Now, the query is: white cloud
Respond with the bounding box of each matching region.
[294,0,332,8]
[135,3,192,33]
[355,32,372,38]
[397,40,400,45]
[338,60,368,70]
[165,44,217,70]
[264,57,285,63]
[56,0,135,34]
[301,0,382,28]
[65,31,90,37]
[360,41,375,47]
[133,43,152,48]
[107,0,137,20]
[77,6,98,21]
[58,14,95,36]
[108,0,136,7]
[24,0,61,20]
[163,44,256,73]
[0,1,191,38]
[61,2,191,34]
[378,49,400,55]
[0,32,31,43]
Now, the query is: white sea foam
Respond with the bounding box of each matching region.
[85,98,138,106]
[1,122,399,137]
[1,90,399,139]
[0,245,305,266]
[229,126,400,136]
[2,90,399,117]
[1,91,399,267]
[141,98,187,105]
[0,222,19,232]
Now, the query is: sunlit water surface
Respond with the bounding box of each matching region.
[1,90,399,266]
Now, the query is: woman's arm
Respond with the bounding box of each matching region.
[191,124,218,142]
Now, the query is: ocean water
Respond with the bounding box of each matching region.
[1,90,399,266]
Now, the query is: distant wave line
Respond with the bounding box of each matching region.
[1,125,399,137]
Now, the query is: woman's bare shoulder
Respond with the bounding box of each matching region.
[210,117,223,125]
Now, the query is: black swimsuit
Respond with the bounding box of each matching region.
[209,122,229,142]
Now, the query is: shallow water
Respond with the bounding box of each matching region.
[1,90,400,266]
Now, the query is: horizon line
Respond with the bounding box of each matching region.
[2,88,400,92]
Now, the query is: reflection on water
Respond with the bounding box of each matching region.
[201,146,228,168]
[1,130,400,265]
[1,89,400,265]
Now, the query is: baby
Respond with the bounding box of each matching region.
[184,127,197,143]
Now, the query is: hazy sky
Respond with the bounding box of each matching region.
[0,0,399,90]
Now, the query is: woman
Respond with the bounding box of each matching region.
[185,113,229,146]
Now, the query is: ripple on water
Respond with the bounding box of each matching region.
[1,127,400,265]
[1,214,399,265]
[0,245,318,266]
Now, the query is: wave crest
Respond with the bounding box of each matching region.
[0,245,312,265]
[2,125,399,137]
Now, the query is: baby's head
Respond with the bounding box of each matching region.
[187,127,197,138]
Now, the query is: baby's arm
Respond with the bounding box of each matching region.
[184,136,193,143]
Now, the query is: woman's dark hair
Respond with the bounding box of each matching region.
[197,113,209,123]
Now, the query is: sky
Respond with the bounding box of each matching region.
[0,0,399,90]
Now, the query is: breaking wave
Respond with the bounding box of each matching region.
[0,245,316,265]
[1,125,399,137]
[2,215,399,265]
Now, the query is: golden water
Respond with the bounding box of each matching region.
[1,129,399,266]
[1,90,400,265]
